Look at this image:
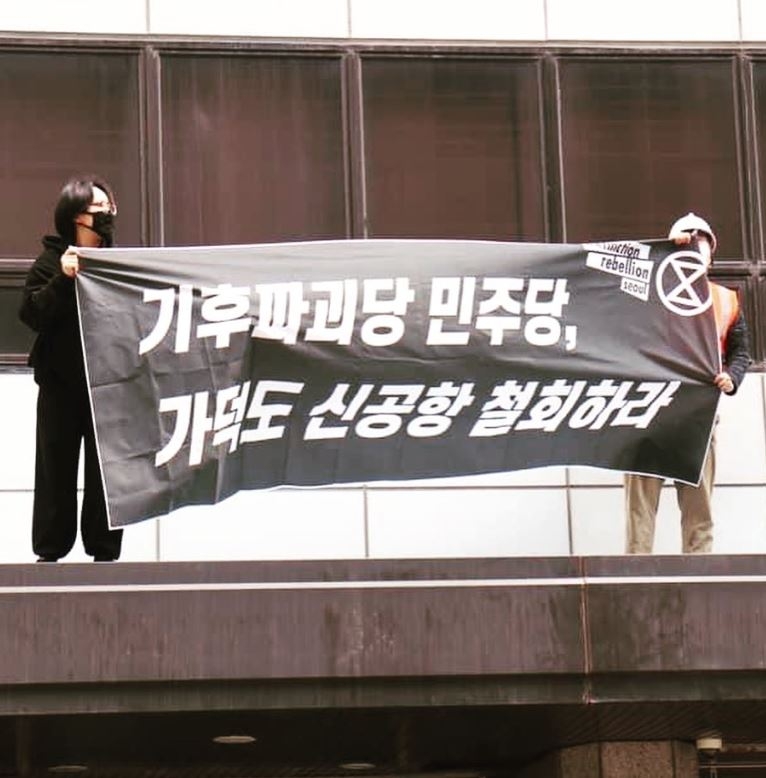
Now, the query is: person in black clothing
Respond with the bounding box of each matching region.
[19,175,123,562]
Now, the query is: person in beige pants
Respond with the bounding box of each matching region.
[624,213,751,554]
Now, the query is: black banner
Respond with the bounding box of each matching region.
[76,239,721,527]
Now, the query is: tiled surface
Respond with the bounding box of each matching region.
[366,488,571,557]
[119,517,160,561]
[569,487,625,555]
[149,0,349,37]
[0,493,34,563]
[0,0,760,42]
[712,486,766,554]
[741,0,766,41]
[568,465,625,487]
[0,374,36,491]
[0,0,147,33]
[546,0,740,41]
[349,0,546,41]
[372,466,567,488]
[570,484,713,556]
[157,489,366,560]
[3,373,766,561]
[716,373,766,484]
[582,484,766,555]
[569,481,766,556]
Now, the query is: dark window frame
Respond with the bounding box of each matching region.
[0,38,763,367]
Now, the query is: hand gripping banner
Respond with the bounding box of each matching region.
[75,239,721,527]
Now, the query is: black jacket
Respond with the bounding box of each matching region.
[19,235,85,386]
[723,309,751,394]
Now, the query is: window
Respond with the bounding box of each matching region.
[0,48,141,362]
[750,59,766,260]
[160,53,347,246]
[0,50,142,256]
[361,57,546,241]
[558,57,742,257]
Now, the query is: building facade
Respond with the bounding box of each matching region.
[2,0,766,562]
[3,4,766,774]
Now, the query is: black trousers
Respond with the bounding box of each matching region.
[32,377,123,560]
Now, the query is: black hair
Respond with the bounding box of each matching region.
[53,175,116,245]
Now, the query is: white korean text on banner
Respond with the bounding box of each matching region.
[75,239,721,527]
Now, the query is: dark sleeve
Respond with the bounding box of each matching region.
[18,251,74,333]
[723,310,752,394]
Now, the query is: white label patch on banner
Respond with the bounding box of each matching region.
[620,275,650,301]
[584,241,653,301]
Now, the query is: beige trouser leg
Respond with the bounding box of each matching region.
[676,439,715,553]
[625,434,716,555]
[624,473,663,553]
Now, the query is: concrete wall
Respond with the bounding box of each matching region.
[0,0,763,43]
[2,369,763,562]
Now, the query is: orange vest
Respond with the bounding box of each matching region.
[711,282,739,354]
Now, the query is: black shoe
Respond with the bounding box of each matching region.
[36,556,58,563]
[93,555,117,562]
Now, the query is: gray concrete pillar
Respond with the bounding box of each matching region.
[516,741,698,778]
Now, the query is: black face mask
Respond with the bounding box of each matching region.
[89,211,115,247]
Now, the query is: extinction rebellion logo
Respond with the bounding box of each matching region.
[654,250,712,316]
[583,240,711,316]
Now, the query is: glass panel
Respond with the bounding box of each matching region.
[361,57,546,241]
[559,58,742,257]
[0,280,34,357]
[160,54,347,246]
[0,49,142,256]
[751,60,766,264]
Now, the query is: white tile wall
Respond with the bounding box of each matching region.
[374,466,567,488]
[149,0,349,38]
[0,0,147,34]
[366,488,571,557]
[156,489,366,561]
[0,493,34,563]
[569,487,625,555]
[741,0,766,42]
[712,486,766,553]
[571,482,766,556]
[568,465,624,487]
[349,0,546,41]
[0,0,760,43]
[571,484,725,555]
[716,374,766,484]
[2,370,765,561]
[546,0,740,42]
[571,484,709,556]
[119,517,160,561]
[0,374,36,491]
